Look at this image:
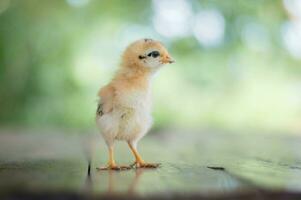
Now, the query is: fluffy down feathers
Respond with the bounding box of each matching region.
[96,38,173,146]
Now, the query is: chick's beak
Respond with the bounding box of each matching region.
[161,56,175,64]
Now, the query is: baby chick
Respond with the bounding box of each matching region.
[96,38,174,170]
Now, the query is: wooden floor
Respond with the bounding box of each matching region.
[0,128,301,199]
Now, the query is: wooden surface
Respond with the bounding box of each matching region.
[0,129,301,199]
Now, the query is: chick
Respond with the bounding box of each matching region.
[96,38,174,170]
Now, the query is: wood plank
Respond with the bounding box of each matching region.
[0,129,301,199]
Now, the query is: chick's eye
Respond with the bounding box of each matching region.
[147,51,160,58]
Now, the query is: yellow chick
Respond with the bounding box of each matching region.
[96,38,174,170]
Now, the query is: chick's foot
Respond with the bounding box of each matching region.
[97,165,131,171]
[130,162,161,169]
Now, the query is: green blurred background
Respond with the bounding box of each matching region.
[0,0,300,134]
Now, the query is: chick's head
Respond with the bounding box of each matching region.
[122,38,174,70]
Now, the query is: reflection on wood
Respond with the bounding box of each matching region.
[0,130,301,199]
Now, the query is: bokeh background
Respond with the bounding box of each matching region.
[0,0,300,134]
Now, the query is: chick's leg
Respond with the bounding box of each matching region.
[128,142,160,168]
[97,145,131,170]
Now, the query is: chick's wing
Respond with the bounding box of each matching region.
[97,85,115,116]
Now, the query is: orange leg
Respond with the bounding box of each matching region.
[128,142,160,168]
[97,146,131,171]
